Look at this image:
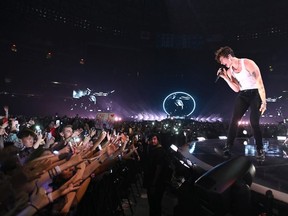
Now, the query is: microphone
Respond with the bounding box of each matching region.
[215,74,221,83]
[215,66,226,83]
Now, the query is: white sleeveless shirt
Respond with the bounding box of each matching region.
[231,59,257,91]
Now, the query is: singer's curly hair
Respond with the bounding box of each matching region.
[215,46,235,63]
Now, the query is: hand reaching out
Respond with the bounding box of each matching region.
[22,159,51,181]
[89,127,97,138]
[3,105,9,113]
[72,128,84,137]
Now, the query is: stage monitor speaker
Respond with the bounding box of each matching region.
[193,156,256,216]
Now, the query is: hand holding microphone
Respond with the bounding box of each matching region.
[215,66,226,83]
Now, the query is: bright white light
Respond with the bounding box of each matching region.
[144,114,149,120]
[243,140,248,145]
[239,121,249,125]
[186,159,193,166]
[197,137,206,141]
[189,142,196,154]
[183,163,190,168]
[74,137,81,142]
[218,136,227,140]
[277,136,286,141]
[170,144,178,152]
[243,130,248,135]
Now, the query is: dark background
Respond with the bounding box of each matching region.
[1,0,287,120]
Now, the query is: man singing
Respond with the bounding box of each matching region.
[214,46,267,161]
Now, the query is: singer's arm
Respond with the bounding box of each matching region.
[217,68,240,92]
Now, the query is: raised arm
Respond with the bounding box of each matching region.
[217,67,240,92]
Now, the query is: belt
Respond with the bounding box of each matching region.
[240,89,258,92]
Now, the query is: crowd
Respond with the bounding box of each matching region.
[0,106,147,216]
[0,105,288,216]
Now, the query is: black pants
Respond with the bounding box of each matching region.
[227,89,263,150]
[147,185,165,216]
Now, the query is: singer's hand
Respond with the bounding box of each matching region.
[215,67,229,83]
[217,68,224,76]
[259,103,267,115]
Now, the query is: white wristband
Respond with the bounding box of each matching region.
[55,166,61,175]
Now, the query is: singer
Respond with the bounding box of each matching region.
[214,46,267,162]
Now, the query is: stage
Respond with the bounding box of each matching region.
[178,138,288,204]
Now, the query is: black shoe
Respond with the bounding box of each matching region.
[256,149,265,161]
[214,145,231,159]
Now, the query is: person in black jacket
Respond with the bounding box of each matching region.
[144,134,169,216]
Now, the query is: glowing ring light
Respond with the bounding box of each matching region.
[163,91,196,116]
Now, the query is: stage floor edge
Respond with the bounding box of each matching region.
[178,139,288,204]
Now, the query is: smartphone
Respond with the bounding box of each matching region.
[135,134,139,140]
[56,120,60,125]
[35,125,42,134]
[47,132,52,140]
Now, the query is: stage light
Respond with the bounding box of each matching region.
[186,159,193,167]
[218,136,227,140]
[277,136,286,141]
[189,142,196,154]
[170,144,178,152]
[197,137,206,141]
[180,161,190,168]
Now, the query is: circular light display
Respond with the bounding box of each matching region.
[163,91,196,117]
